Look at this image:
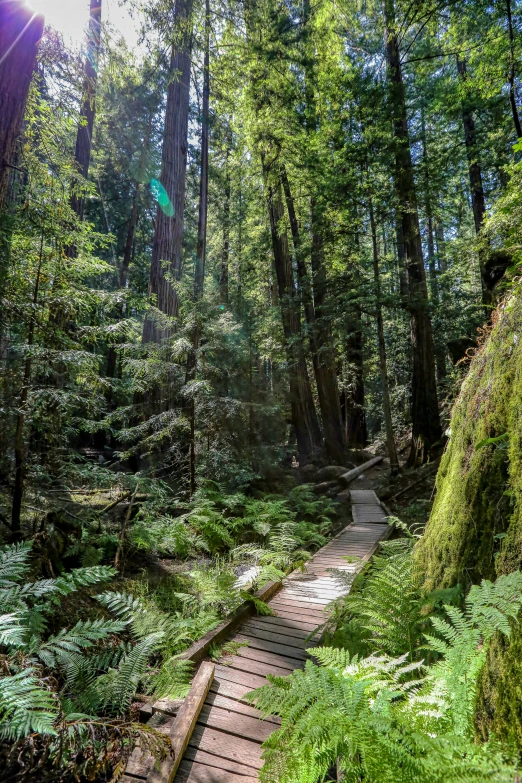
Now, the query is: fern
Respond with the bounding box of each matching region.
[334,538,423,659]
[0,612,25,647]
[98,631,164,715]
[0,542,33,586]
[247,564,522,782]
[32,618,128,667]
[0,669,58,740]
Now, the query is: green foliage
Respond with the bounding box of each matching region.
[332,539,424,659]
[0,541,173,777]
[247,566,522,782]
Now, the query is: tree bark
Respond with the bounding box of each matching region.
[220,140,231,305]
[369,198,399,475]
[300,0,344,463]
[344,307,367,449]
[70,0,102,221]
[456,56,490,306]
[143,0,194,343]
[383,0,441,466]
[506,0,522,139]
[280,164,345,461]
[187,0,210,494]
[421,111,446,380]
[12,231,44,535]
[265,172,322,465]
[0,2,43,214]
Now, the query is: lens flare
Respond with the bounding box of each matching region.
[150,179,175,217]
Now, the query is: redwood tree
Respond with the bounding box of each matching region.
[0,1,44,214]
[383,0,441,466]
[143,0,194,343]
[70,0,102,220]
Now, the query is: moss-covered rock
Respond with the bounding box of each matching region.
[415,288,522,748]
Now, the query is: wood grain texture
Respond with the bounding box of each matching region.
[197,704,274,743]
[149,661,214,783]
[188,725,263,769]
[176,759,259,782]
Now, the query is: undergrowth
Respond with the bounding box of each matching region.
[247,532,522,783]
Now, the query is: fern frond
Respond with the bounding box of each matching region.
[0,612,25,648]
[34,618,127,667]
[99,632,163,715]
[0,542,32,587]
[0,668,58,740]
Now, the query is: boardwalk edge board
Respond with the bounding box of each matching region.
[124,662,215,783]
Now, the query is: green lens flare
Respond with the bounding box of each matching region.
[150,179,175,217]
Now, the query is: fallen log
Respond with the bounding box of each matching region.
[338,456,384,487]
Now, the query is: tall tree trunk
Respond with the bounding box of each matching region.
[299,0,344,463]
[421,111,446,380]
[265,172,321,465]
[143,0,194,343]
[220,139,231,304]
[281,164,345,461]
[106,182,141,383]
[344,307,367,449]
[12,231,44,535]
[0,2,43,214]
[383,0,441,466]
[456,56,490,306]
[435,217,446,272]
[187,0,210,494]
[369,198,399,475]
[506,0,522,139]
[70,0,102,220]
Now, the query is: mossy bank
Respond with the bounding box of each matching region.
[415,286,522,749]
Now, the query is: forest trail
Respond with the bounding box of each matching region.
[172,489,391,782]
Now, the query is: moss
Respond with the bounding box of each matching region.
[415,293,522,590]
[414,288,522,748]
[476,624,522,749]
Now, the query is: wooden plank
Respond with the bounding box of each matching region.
[198,704,273,743]
[204,691,281,725]
[270,600,326,619]
[214,664,268,690]
[187,725,263,770]
[235,625,308,649]
[176,759,258,783]
[231,644,300,671]
[352,508,388,524]
[149,661,215,783]
[223,653,295,678]
[246,613,320,631]
[282,584,348,598]
[209,677,254,702]
[273,592,328,607]
[350,489,380,504]
[234,634,308,661]
[183,747,263,777]
[245,618,318,640]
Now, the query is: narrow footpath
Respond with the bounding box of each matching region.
[172,489,391,782]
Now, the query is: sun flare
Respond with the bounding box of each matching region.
[22,0,137,47]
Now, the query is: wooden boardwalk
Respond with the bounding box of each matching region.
[173,489,390,783]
